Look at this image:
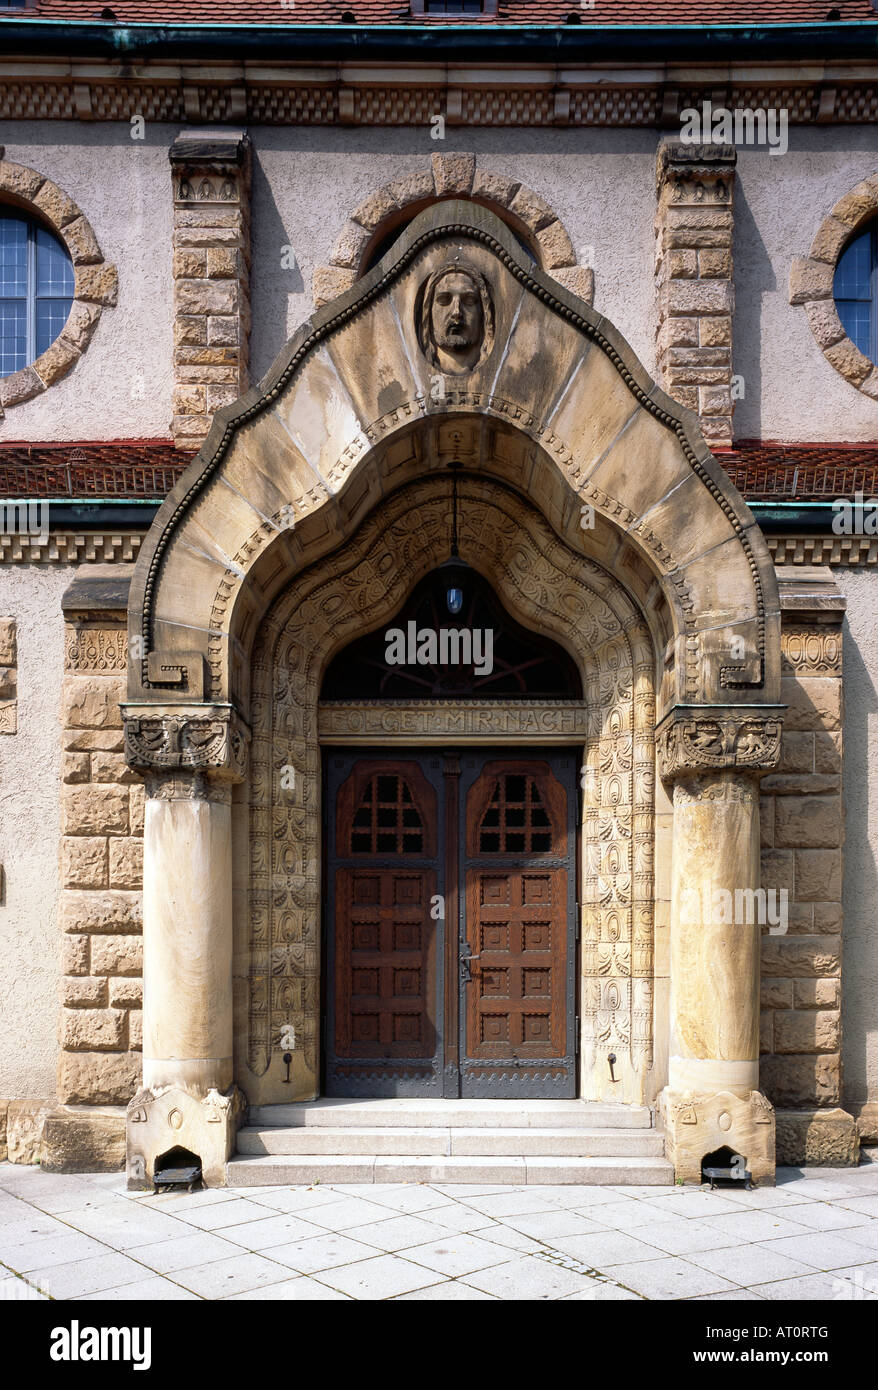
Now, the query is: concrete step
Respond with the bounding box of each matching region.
[247,1099,654,1130]
[236,1125,666,1158]
[226,1153,674,1187]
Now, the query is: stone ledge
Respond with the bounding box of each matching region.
[850,1101,878,1146]
[775,1107,860,1166]
[39,1106,127,1174]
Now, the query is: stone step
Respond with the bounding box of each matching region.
[226,1154,674,1187]
[247,1099,654,1131]
[236,1125,666,1158]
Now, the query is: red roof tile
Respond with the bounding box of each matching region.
[13,1,878,25]
[1,439,878,501]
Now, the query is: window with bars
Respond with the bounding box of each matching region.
[0,211,74,377]
[478,775,553,855]
[350,775,425,855]
[834,223,878,365]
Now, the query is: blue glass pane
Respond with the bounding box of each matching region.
[0,299,27,376]
[0,217,28,298]
[837,300,872,357]
[35,225,74,297]
[35,297,72,355]
[834,230,872,301]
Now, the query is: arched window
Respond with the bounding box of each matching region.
[834,222,878,364]
[0,209,74,376]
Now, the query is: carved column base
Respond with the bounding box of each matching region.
[126,1084,246,1190]
[660,1086,776,1187]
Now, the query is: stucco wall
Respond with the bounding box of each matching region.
[0,125,174,441]
[835,565,878,1108]
[735,127,878,442]
[1,122,877,445]
[0,564,71,1100]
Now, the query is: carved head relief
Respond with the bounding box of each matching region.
[417,261,494,374]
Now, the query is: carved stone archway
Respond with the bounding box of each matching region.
[123,200,784,1188]
[243,472,656,1111]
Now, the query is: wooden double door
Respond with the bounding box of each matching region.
[324,750,577,1098]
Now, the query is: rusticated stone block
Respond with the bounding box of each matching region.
[208,315,240,346]
[175,279,240,316]
[130,785,145,834]
[814,732,842,773]
[698,248,732,278]
[550,266,594,305]
[175,315,209,346]
[90,935,142,976]
[793,978,840,1009]
[813,903,843,934]
[471,170,520,207]
[775,1108,859,1167]
[789,255,833,304]
[61,934,89,976]
[312,263,357,308]
[778,732,814,774]
[804,298,846,351]
[206,247,244,279]
[61,975,107,1008]
[6,1099,54,1165]
[0,618,16,665]
[58,1051,140,1105]
[61,1007,126,1050]
[108,838,143,890]
[62,785,128,836]
[699,315,731,347]
[351,186,399,231]
[509,184,557,232]
[90,750,141,785]
[775,796,842,849]
[40,1108,126,1174]
[60,889,142,935]
[431,151,476,197]
[74,263,118,307]
[62,751,90,784]
[62,674,124,729]
[173,248,207,278]
[795,849,842,902]
[109,977,142,1009]
[760,1052,840,1107]
[666,280,733,316]
[759,848,795,896]
[774,1009,840,1054]
[172,384,206,417]
[128,1012,143,1051]
[762,978,793,1009]
[780,676,842,732]
[64,728,125,753]
[825,336,873,387]
[61,835,108,889]
[760,936,841,978]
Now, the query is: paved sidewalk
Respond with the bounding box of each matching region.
[2,1161,878,1301]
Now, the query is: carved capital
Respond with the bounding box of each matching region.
[656,704,784,782]
[122,702,249,781]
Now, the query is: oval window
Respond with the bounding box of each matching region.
[833,222,877,364]
[0,209,74,376]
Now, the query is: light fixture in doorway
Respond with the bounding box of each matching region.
[438,458,469,616]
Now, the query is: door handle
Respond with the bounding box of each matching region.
[459,948,481,984]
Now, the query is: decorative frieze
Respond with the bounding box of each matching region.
[656,704,784,781]
[122,704,249,781]
[169,129,251,447]
[655,141,737,448]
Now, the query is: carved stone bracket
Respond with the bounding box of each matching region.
[122,702,250,782]
[656,704,784,782]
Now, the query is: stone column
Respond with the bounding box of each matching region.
[655,140,736,448]
[122,705,249,1188]
[657,705,784,1185]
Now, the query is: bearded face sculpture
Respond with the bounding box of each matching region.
[417,263,494,373]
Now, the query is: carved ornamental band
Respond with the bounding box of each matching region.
[122,703,249,781]
[656,705,784,781]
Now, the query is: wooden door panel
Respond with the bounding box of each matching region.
[326,755,444,1096]
[336,867,436,1058]
[460,756,576,1097]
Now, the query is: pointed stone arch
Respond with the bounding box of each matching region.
[243,472,656,1107]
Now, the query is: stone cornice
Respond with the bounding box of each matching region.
[656,703,785,781]
[122,702,250,780]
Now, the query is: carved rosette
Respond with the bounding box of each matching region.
[122,703,250,783]
[656,705,784,783]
